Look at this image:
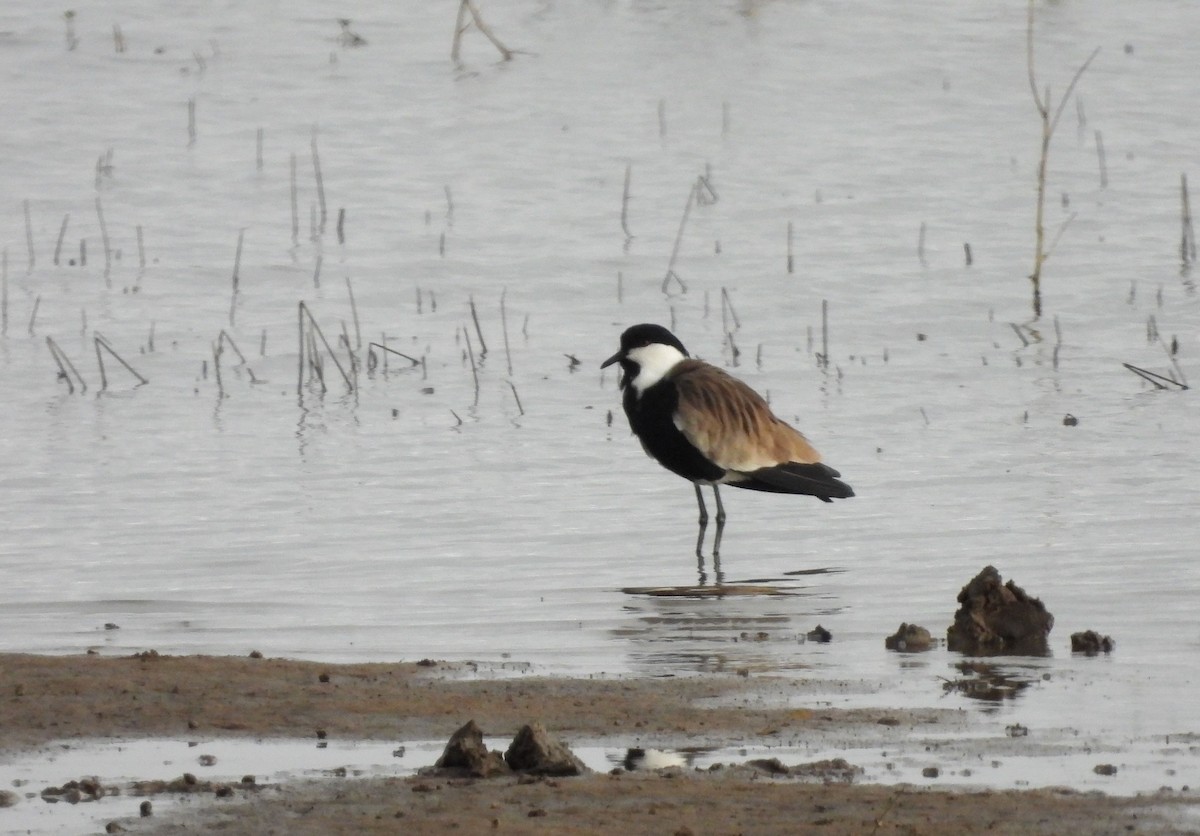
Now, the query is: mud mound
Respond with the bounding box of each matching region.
[946,566,1053,655]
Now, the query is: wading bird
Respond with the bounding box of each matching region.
[602,323,853,563]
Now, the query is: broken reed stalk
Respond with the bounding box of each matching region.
[217,329,248,365]
[1181,173,1197,265]
[508,381,524,416]
[452,0,513,63]
[311,128,327,236]
[336,208,346,244]
[54,214,69,266]
[296,302,353,393]
[187,98,196,147]
[46,336,87,393]
[312,254,322,289]
[340,320,359,390]
[500,289,513,376]
[662,181,697,294]
[229,228,244,326]
[1094,130,1108,188]
[345,276,362,349]
[28,295,40,336]
[136,225,146,272]
[720,287,741,332]
[621,163,633,242]
[289,152,299,245]
[366,342,420,368]
[469,296,488,356]
[450,0,469,64]
[93,333,148,388]
[95,197,112,284]
[24,199,34,271]
[463,325,480,407]
[1052,315,1062,370]
[1158,335,1188,387]
[213,340,224,398]
[1026,0,1100,319]
[1122,362,1188,390]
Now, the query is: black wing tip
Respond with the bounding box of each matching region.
[737,462,855,500]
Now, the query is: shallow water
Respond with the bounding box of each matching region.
[2,0,1199,811]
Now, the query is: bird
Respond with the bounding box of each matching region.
[601,323,853,564]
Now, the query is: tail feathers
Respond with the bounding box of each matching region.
[732,462,855,501]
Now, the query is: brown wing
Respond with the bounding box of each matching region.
[669,360,822,473]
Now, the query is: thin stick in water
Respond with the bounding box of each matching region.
[95,197,112,284]
[1094,129,1108,188]
[463,325,480,407]
[346,276,361,349]
[336,207,346,245]
[460,0,513,61]
[28,295,40,336]
[469,296,488,356]
[500,289,513,376]
[312,254,322,289]
[54,214,69,266]
[229,228,244,326]
[94,333,148,387]
[136,224,146,272]
[1181,173,1196,265]
[47,336,87,393]
[311,128,327,236]
[662,181,697,294]
[508,381,524,416]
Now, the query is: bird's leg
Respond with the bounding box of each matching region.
[711,485,727,561]
[693,483,709,567]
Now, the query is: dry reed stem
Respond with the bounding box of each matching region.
[469,296,488,357]
[500,289,513,376]
[93,333,148,388]
[463,326,480,407]
[662,181,697,294]
[54,214,69,266]
[46,336,87,393]
[311,128,327,237]
[1026,0,1100,318]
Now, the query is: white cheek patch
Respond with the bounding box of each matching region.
[627,343,686,393]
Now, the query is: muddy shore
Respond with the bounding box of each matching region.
[1,652,1196,834]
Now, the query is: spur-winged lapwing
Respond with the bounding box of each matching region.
[602,323,853,560]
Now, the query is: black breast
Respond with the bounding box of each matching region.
[623,379,725,483]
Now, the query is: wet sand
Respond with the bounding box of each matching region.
[1,652,1196,834]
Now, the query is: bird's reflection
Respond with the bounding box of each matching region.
[614,573,844,676]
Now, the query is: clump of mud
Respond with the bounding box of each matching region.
[427,719,589,778]
[946,565,1053,655]
[884,623,932,652]
[1071,630,1115,655]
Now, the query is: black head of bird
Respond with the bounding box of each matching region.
[602,323,853,565]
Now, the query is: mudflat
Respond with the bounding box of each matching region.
[1,652,1195,834]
